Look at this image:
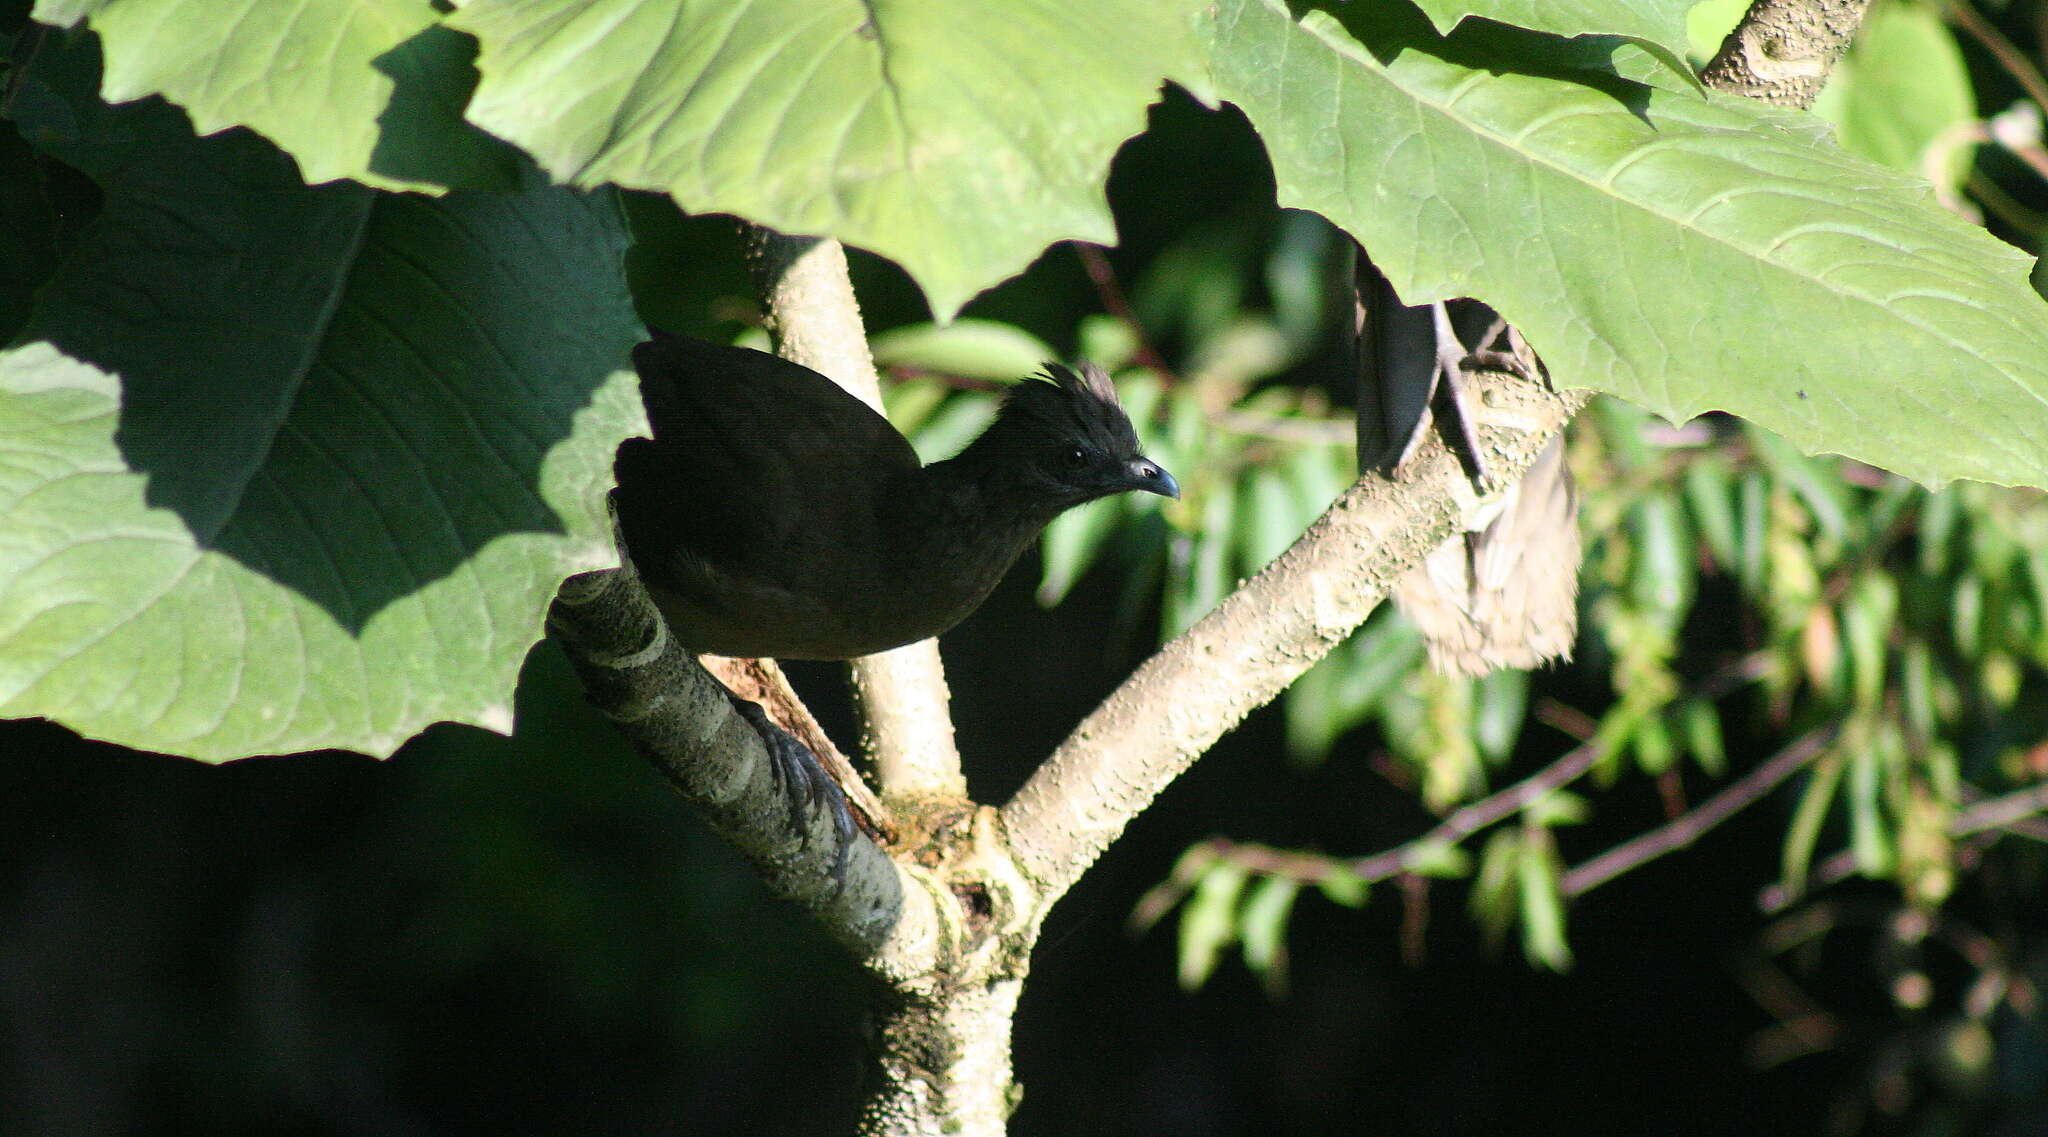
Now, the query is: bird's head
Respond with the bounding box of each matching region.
[977,362,1180,509]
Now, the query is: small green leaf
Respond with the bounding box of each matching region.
[1633,713,1677,775]
[1239,875,1301,992]
[904,391,1000,465]
[1168,474,1238,636]
[1737,472,1769,597]
[1902,639,1938,739]
[880,377,952,439]
[1516,826,1573,970]
[1953,575,1983,658]
[1472,669,1529,766]
[1848,735,1896,875]
[870,320,1058,382]
[1239,465,1305,576]
[1811,3,1975,187]
[1266,209,1345,351]
[1629,492,1693,618]
[1178,861,1250,990]
[1683,457,1739,572]
[1918,486,1960,575]
[1751,428,1852,542]
[1285,648,1348,763]
[1470,828,1522,946]
[1076,314,1140,372]
[1317,867,1371,908]
[1284,440,1353,521]
[1336,616,1427,713]
[1782,751,1845,898]
[1686,0,1747,60]
[1841,573,1898,711]
[1405,839,1473,878]
[1524,790,1590,828]
[1679,700,1725,777]
[1039,499,1122,608]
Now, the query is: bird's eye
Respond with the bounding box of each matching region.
[1064,447,1088,468]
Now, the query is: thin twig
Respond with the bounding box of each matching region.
[1950,779,2048,837]
[1947,0,2048,116]
[1758,780,2048,912]
[1349,738,1604,881]
[1562,727,1837,897]
[1073,243,1180,386]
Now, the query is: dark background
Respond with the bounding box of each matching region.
[0,554,1956,1137]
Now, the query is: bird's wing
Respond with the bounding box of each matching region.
[616,333,918,584]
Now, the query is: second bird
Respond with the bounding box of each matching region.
[613,333,1179,661]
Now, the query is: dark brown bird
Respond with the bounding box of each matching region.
[613,333,1179,660]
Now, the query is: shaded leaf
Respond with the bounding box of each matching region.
[0,40,642,760]
[31,2,520,191]
[449,0,1206,318]
[1410,0,1700,91]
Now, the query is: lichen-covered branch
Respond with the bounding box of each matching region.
[743,228,968,802]
[547,563,945,983]
[1001,372,1588,899]
[1701,0,1874,109]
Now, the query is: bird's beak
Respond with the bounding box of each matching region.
[1126,457,1180,500]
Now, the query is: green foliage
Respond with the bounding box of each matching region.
[1811,2,1977,188]
[30,0,522,191]
[0,29,643,758]
[7,0,2048,766]
[448,0,1209,319]
[1215,0,2048,491]
[1408,0,1701,91]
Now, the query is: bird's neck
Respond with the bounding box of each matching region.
[886,448,1065,590]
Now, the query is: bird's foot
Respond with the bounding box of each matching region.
[726,695,856,887]
[1428,306,1550,489]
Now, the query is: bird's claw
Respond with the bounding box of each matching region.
[728,695,856,890]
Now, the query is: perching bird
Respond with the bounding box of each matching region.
[612,332,1179,661]
[1355,256,1580,676]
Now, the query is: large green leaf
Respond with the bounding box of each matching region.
[1215,0,2048,490]
[28,0,521,191]
[0,36,644,759]
[0,121,58,342]
[1811,3,1975,185]
[447,0,1206,319]
[1412,0,1690,44]
[1410,0,1698,88]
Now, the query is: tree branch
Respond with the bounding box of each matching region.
[547,562,947,984]
[1950,779,2048,838]
[1001,371,1586,899]
[742,228,967,803]
[1701,0,1874,110]
[1560,726,1837,897]
[1352,735,1603,881]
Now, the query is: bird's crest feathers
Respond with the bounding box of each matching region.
[998,362,1140,456]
